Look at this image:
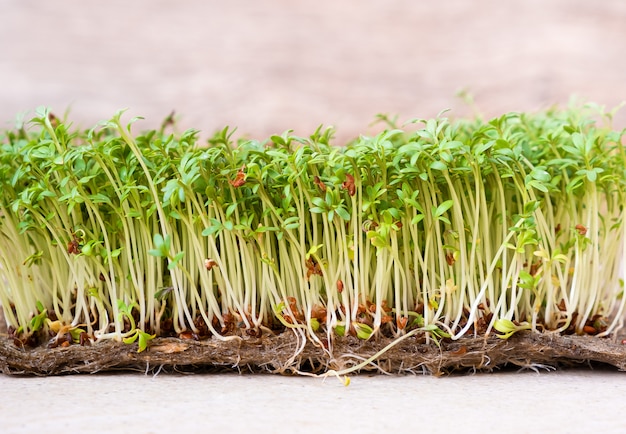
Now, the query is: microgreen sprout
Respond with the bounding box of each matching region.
[29,301,48,334]
[1,103,625,373]
[493,319,532,339]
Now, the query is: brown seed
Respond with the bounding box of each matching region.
[381,315,393,324]
[67,239,81,255]
[229,165,246,188]
[381,300,391,313]
[305,258,322,280]
[313,175,327,192]
[287,296,298,310]
[530,260,542,276]
[341,173,356,196]
[575,224,587,236]
[336,279,344,293]
[311,305,327,321]
[80,332,91,346]
[49,112,59,127]
[179,331,194,340]
[583,325,597,335]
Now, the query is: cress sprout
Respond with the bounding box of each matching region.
[1,104,624,359]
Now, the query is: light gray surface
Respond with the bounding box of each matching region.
[1,370,625,433]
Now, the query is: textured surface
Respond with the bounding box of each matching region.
[2,333,626,376]
[2,370,626,433]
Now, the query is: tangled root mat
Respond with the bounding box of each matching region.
[2,331,626,376]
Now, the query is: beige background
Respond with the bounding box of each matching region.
[1,1,625,144]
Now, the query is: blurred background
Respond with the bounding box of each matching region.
[1,0,625,144]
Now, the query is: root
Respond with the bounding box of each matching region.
[2,331,626,376]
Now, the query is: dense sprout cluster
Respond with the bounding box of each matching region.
[1,106,625,352]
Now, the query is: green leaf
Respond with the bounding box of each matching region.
[526,180,549,193]
[117,299,132,316]
[430,160,447,171]
[433,200,454,217]
[137,330,155,352]
[202,224,222,236]
[523,201,539,215]
[148,248,162,257]
[411,214,425,225]
[530,168,551,182]
[353,323,373,340]
[273,302,286,315]
[306,244,324,259]
[123,333,138,345]
[168,251,185,270]
[493,319,531,339]
[29,303,48,332]
[493,319,516,339]
[311,197,326,208]
[69,327,85,342]
[411,314,425,328]
[90,193,112,205]
[422,324,451,339]
[283,216,300,230]
[335,206,351,221]
[226,202,238,218]
[334,324,346,337]
[518,270,536,289]
[367,231,389,249]
[150,233,171,258]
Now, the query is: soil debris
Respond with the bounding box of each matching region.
[2,332,626,376]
